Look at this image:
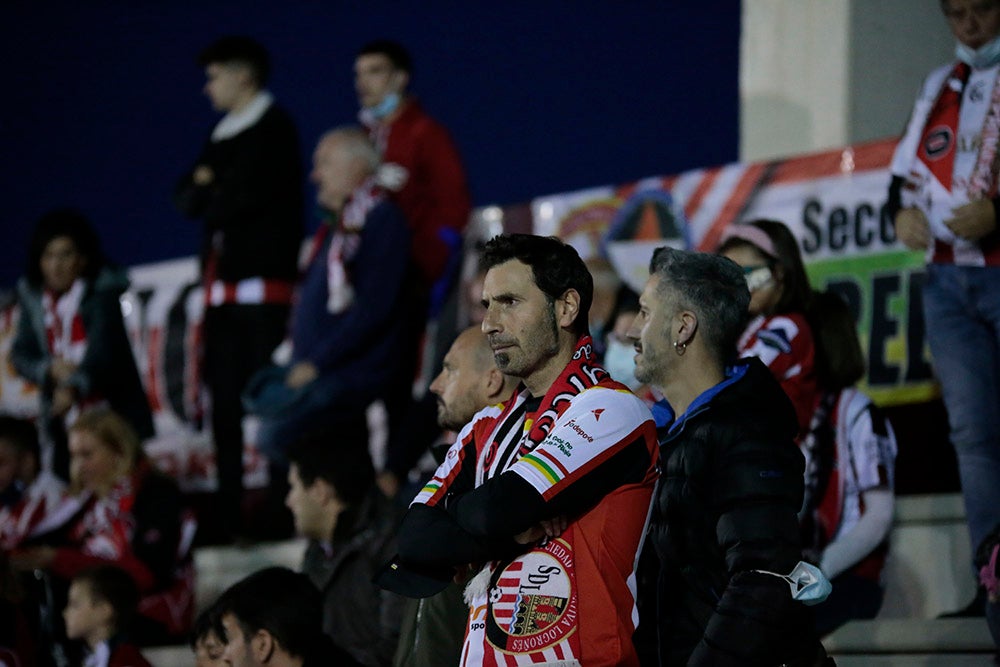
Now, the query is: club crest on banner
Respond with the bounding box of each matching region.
[531,187,620,262]
[604,189,691,294]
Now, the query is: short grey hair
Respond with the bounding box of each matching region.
[648,247,750,363]
[318,125,380,174]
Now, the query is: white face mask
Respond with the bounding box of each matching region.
[745,266,774,293]
[956,34,1000,69]
[753,561,832,606]
[603,338,643,391]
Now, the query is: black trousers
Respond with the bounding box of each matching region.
[203,303,289,531]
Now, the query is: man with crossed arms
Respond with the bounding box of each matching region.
[379,233,657,667]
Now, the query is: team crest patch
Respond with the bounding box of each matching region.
[486,538,578,655]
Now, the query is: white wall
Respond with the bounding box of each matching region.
[741,0,953,162]
[848,0,953,145]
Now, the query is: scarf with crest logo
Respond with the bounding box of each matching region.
[464,335,611,663]
[917,61,970,194]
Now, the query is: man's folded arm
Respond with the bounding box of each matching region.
[448,435,652,539]
[396,502,523,568]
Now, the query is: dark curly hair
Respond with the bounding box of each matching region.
[25,208,105,288]
[480,234,593,336]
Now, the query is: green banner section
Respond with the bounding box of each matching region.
[806,250,939,407]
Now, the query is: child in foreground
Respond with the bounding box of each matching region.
[190,605,226,667]
[63,565,151,667]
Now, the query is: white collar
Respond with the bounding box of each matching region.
[83,640,111,667]
[211,91,274,142]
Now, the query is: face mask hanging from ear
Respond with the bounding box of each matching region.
[956,34,1000,69]
[752,561,832,605]
[368,91,401,120]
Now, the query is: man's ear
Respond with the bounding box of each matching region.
[92,598,115,628]
[251,629,276,663]
[676,310,699,348]
[556,289,582,330]
[484,367,505,401]
[312,478,337,505]
[235,63,255,89]
[392,69,410,94]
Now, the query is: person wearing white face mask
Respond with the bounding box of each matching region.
[603,324,645,393]
[601,294,658,401]
[717,219,821,437]
[354,40,471,290]
[887,1,1000,637]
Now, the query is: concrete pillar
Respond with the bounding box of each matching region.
[741,0,953,162]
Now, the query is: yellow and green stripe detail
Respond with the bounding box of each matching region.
[522,453,561,485]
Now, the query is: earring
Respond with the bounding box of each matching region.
[673,340,687,355]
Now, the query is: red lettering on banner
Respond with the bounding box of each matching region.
[147,326,162,411]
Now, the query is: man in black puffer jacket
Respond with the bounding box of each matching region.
[628,247,829,666]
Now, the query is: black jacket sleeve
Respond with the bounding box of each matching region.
[691,435,810,665]
[397,435,651,566]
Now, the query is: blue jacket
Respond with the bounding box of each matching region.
[291,199,412,395]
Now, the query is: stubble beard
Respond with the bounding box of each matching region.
[633,359,654,385]
[493,302,561,378]
[633,339,663,386]
[437,406,463,433]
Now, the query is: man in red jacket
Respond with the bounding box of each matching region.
[355,39,471,288]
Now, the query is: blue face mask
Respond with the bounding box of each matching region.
[956,34,1000,69]
[367,91,401,120]
[753,561,832,606]
[603,338,642,391]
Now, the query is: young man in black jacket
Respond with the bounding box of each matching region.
[174,36,304,540]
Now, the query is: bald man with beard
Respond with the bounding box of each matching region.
[393,326,515,667]
[430,327,517,433]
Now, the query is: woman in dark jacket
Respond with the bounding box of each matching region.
[628,246,829,666]
[11,209,153,479]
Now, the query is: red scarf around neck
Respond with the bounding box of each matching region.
[918,61,970,192]
[485,336,607,471]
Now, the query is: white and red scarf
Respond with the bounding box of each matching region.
[70,474,136,563]
[916,62,970,195]
[895,61,1000,264]
[477,336,607,484]
[43,279,87,366]
[41,279,107,422]
[305,177,385,314]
